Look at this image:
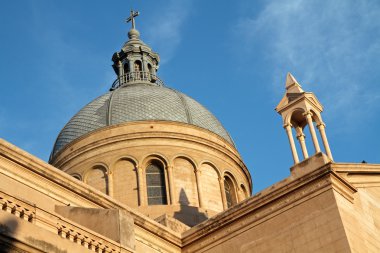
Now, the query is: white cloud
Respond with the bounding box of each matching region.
[145,0,192,64]
[237,0,380,131]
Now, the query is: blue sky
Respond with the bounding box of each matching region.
[1,0,379,193]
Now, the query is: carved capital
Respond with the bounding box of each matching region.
[302,111,313,118]
[296,133,306,140]
[317,122,326,129]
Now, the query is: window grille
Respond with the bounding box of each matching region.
[146,162,167,205]
[224,179,233,208]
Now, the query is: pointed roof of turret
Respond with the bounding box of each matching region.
[285,72,304,93]
[275,72,323,113]
[276,72,305,112]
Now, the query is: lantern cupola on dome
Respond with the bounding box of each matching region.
[110,10,162,90]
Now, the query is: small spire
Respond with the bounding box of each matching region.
[285,72,304,93]
[126,10,140,40]
[126,10,139,30]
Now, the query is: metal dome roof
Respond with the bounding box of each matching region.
[51,83,234,158]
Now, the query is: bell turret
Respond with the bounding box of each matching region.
[276,73,333,164]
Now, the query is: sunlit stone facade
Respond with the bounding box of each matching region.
[1,11,380,253]
[50,121,251,226]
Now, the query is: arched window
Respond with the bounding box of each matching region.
[71,174,81,181]
[224,176,237,208]
[146,161,167,205]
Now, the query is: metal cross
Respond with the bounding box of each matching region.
[126,10,140,29]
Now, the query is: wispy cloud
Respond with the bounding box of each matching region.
[145,0,192,64]
[236,0,380,131]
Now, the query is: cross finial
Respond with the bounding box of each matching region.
[126,10,140,29]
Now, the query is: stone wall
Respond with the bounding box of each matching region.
[50,121,251,225]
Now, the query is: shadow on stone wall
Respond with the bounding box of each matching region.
[0,217,18,253]
[173,188,208,227]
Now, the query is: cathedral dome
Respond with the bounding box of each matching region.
[51,83,233,158]
[49,13,251,226]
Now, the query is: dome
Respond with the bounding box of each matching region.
[51,83,234,158]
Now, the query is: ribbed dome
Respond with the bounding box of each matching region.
[51,83,233,158]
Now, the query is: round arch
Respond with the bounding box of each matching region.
[110,155,138,173]
[83,162,109,181]
[199,160,222,179]
[171,154,198,171]
[84,163,109,195]
[309,109,323,125]
[141,153,169,171]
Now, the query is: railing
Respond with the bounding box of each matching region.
[0,190,132,253]
[57,221,120,252]
[0,192,35,223]
[110,71,164,90]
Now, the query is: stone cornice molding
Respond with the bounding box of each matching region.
[332,163,380,187]
[277,94,320,114]
[51,121,239,163]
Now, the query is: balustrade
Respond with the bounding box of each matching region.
[110,71,164,90]
[0,191,130,253]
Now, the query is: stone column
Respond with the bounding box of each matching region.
[195,169,204,208]
[118,61,123,79]
[317,123,333,160]
[219,178,228,210]
[108,171,114,197]
[128,58,134,80]
[284,124,299,164]
[297,132,309,159]
[304,112,321,153]
[141,55,147,72]
[167,165,175,205]
[137,166,146,206]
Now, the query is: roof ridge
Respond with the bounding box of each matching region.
[106,88,118,125]
[171,88,193,124]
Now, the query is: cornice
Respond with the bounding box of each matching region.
[332,163,380,187]
[276,93,323,114]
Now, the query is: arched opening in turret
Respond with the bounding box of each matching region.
[123,63,130,75]
[147,63,153,74]
[133,60,143,80]
[134,60,142,72]
[146,160,168,205]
